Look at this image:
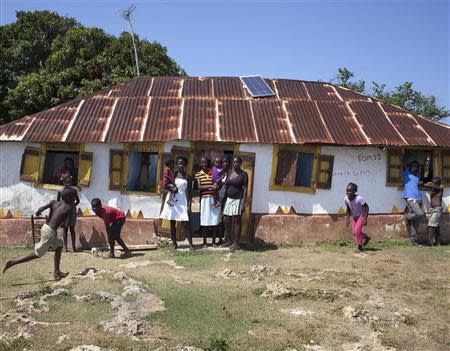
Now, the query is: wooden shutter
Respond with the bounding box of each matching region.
[20,147,41,182]
[316,155,334,189]
[109,150,124,191]
[441,150,450,186]
[77,152,93,187]
[386,148,403,186]
[274,149,298,186]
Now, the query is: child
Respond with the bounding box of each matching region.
[422,177,444,245]
[211,157,225,208]
[91,198,131,259]
[57,172,80,252]
[162,159,178,206]
[345,183,370,252]
[3,189,75,280]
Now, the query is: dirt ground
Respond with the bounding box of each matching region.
[0,241,449,351]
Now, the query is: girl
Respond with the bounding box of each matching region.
[345,183,370,252]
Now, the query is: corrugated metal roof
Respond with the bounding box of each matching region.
[348,101,406,145]
[0,76,449,147]
[105,97,148,142]
[142,97,181,141]
[181,99,215,141]
[315,101,368,145]
[66,97,115,142]
[285,100,333,144]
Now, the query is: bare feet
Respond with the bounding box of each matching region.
[103,252,115,259]
[189,246,196,255]
[363,235,371,246]
[230,243,240,252]
[202,244,208,249]
[53,271,69,281]
[120,250,132,259]
[64,247,69,253]
[3,260,13,273]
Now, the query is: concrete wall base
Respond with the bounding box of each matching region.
[0,217,157,249]
[252,214,449,246]
[1,213,448,248]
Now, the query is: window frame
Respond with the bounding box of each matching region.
[389,147,441,190]
[30,143,85,190]
[119,142,163,196]
[270,144,320,194]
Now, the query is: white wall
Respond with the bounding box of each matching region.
[239,144,450,214]
[1,141,449,217]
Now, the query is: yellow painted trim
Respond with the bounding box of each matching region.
[0,209,4,218]
[337,207,346,215]
[269,144,320,194]
[131,210,138,219]
[45,143,80,152]
[391,205,399,214]
[191,141,238,152]
[83,208,91,216]
[36,183,64,191]
[13,210,22,218]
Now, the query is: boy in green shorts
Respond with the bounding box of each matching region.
[2,189,75,280]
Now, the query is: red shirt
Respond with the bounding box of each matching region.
[97,205,125,225]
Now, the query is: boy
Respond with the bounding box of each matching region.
[3,189,75,280]
[57,172,80,252]
[91,198,131,259]
[162,159,178,206]
[422,177,444,245]
[211,157,225,208]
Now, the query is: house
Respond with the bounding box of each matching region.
[0,76,449,247]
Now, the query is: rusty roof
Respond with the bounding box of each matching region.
[0,76,449,147]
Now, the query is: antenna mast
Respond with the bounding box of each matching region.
[121,4,140,77]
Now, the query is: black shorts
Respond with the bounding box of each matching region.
[109,219,124,240]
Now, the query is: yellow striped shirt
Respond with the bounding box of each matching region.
[195,170,214,197]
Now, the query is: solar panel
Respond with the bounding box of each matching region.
[240,75,275,98]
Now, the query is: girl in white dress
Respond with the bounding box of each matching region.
[159,156,194,252]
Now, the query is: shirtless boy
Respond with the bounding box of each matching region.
[422,177,444,245]
[3,189,75,280]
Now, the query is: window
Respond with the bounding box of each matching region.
[19,144,92,188]
[126,151,158,192]
[441,150,450,186]
[386,148,438,187]
[109,143,162,193]
[271,145,334,193]
[42,151,79,185]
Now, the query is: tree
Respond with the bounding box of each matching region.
[0,11,185,124]
[332,68,449,121]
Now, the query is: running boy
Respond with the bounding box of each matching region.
[57,172,80,252]
[162,159,178,206]
[3,189,75,280]
[422,177,444,245]
[91,198,131,259]
[211,157,225,208]
[345,183,370,252]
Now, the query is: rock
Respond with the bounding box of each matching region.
[113,271,149,297]
[215,268,238,279]
[282,308,315,317]
[175,347,204,351]
[250,265,280,275]
[261,283,297,299]
[57,334,69,344]
[70,346,105,351]
[341,331,396,351]
[120,260,184,270]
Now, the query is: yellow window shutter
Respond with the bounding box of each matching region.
[109,150,124,191]
[441,150,450,186]
[386,148,403,186]
[316,155,334,189]
[77,152,93,187]
[20,147,41,182]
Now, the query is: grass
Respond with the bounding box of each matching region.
[0,243,449,350]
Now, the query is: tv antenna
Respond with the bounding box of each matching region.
[121,4,140,77]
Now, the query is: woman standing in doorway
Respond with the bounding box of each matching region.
[223,156,248,251]
[195,157,221,247]
[159,156,194,252]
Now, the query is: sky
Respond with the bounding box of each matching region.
[1,0,449,113]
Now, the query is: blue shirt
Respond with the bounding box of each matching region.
[402,169,421,200]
